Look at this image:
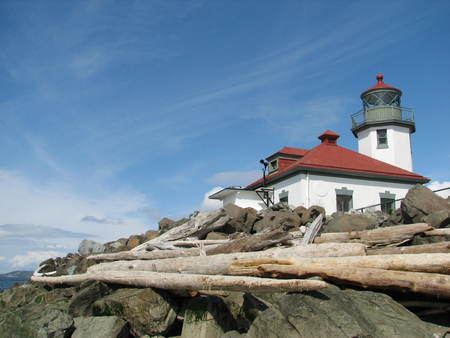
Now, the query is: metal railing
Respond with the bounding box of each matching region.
[351,106,414,129]
[355,187,450,214]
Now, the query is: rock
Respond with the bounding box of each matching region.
[206,231,229,240]
[92,288,178,337]
[72,316,130,338]
[299,225,307,234]
[68,281,111,317]
[224,204,258,233]
[253,211,301,233]
[269,202,291,212]
[159,217,189,233]
[104,239,128,253]
[126,235,142,249]
[380,208,403,227]
[293,206,308,221]
[144,230,160,241]
[401,184,450,223]
[78,239,105,256]
[180,296,238,338]
[423,210,450,228]
[302,205,326,224]
[322,213,379,233]
[244,286,448,338]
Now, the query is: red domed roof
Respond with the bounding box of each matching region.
[362,74,401,95]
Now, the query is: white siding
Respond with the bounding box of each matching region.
[357,125,413,171]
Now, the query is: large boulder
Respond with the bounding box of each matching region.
[68,281,111,317]
[158,217,188,233]
[180,295,239,338]
[302,205,326,224]
[78,239,105,256]
[72,316,130,338]
[323,212,379,233]
[244,286,448,338]
[92,288,178,337]
[401,184,450,223]
[224,204,258,233]
[253,210,301,233]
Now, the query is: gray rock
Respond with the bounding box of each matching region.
[78,239,105,256]
[92,288,178,337]
[224,204,258,233]
[323,213,379,233]
[302,205,326,224]
[253,210,301,233]
[423,210,450,228]
[205,231,229,240]
[72,316,130,338]
[401,184,450,223]
[180,296,238,338]
[68,281,111,317]
[244,287,448,338]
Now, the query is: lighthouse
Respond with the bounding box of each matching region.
[351,74,415,172]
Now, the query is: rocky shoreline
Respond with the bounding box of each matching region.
[1,184,449,337]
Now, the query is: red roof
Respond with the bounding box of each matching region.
[363,73,399,93]
[247,130,429,188]
[276,146,309,157]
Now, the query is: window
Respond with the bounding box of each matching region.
[268,160,278,173]
[336,195,352,213]
[377,129,388,148]
[380,191,396,214]
[335,187,353,213]
[279,191,288,204]
[380,198,395,214]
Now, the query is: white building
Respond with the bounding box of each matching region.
[209,74,429,214]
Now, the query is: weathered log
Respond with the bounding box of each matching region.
[132,209,230,251]
[87,246,216,261]
[424,228,450,236]
[207,229,292,255]
[368,242,450,255]
[31,271,329,293]
[89,230,292,262]
[314,223,432,246]
[301,214,323,245]
[228,253,450,275]
[254,263,450,298]
[88,243,367,275]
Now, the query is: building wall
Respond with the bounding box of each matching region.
[223,190,266,210]
[357,125,413,171]
[306,174,413,213]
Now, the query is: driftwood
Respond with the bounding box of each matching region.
[301,214,324,245]
[424,228,450,236]
[88,243,367,275]
[132,210,230,251]
[368,242,450,255]
[207,229,292,255]
[314,223,432,246]
[31,271,329,293]
[228,253,450,275]
[89,229,292,262]
[253,263,450,298]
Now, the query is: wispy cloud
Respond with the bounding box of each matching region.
[207,170,260,187]
[10,250,65,268]
[426,181,450,199]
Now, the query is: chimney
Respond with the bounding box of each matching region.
[318,130,340,145]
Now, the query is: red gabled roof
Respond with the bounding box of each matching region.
[247,130,429,188]
[277,146,309,157]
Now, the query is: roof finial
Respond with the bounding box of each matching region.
[376,73,384,84]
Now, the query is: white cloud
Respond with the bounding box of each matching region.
[0,256,6,262]
[199,187,223,212]
[207,170,261,187]
[10,251,65,268]
[426,181,450,199]
[0,169,154,243]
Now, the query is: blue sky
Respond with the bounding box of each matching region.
[0,0,449,272]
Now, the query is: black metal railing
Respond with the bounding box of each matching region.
[355,187,450,214]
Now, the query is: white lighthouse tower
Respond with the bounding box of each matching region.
[351,74,415,172]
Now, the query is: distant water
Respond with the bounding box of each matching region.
[0,277,29,290]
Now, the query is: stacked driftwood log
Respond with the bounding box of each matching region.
[32,208,450,299]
